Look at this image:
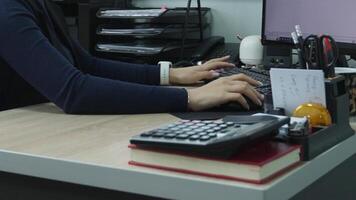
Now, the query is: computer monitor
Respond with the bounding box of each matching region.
[262,0,356,56]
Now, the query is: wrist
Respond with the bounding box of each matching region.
[169,68,181,85]
[186,89,201,111]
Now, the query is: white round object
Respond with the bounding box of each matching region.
[239,35,264,66]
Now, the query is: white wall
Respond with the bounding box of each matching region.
[132,0,263,43]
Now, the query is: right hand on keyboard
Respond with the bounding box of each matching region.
[187,74,264,111]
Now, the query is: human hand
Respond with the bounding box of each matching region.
[186,74,264,111]
[169,56,235,85]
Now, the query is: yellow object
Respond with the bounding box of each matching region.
[293,103,332,127]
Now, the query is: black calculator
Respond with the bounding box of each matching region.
[130,116,290,158]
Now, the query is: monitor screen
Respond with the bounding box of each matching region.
[262,0,356,54]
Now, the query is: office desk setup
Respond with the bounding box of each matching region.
[0,103,355,200]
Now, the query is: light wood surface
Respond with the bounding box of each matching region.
[0,103,355,200]
[0,103,180,168]
[0,103,355,169]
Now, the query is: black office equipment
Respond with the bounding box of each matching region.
[130,115,290,158]
[207,67,272,112]
[217,67,271,86]
[94,7,212,64]
[262,45,292,68]
[283,76,354,161]
[77,0,132,51]
[261,0,356,66]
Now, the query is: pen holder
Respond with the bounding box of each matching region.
[286,76,354,161]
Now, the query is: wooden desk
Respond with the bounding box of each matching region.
[0,104,355,200]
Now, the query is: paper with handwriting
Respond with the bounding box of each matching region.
[270,69,326,116]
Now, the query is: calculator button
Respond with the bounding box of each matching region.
[152,133,164,138]
[195,128,205,132]
[196,123,205,127]
[189,135,200,140]
[175,130,184,135]
[208,133,217,138]
[226,122,235,126]
[175,125,186,129]
[207,129,215,133]
[176,134,189,139]
[182,128,192,132]
[186,131,196,136]
[199,135,211,141]
[213,127,221,131]
[164,133,176,139]
[166,124,176,128]
[220,130,228,134]
[219,124,228,129]
[207,124,217,127]
[140,132,153,137]
[198,132,208,136]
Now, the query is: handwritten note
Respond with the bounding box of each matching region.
[270,69,326,116]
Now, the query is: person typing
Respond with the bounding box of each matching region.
[0,0,263,114]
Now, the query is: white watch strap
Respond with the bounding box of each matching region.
[159,61,172,85]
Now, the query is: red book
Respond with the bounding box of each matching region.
[128,141,301,184]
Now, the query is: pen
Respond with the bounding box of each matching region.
[295,25,304,46]
[291,32,306,69]
[294,25,307,68]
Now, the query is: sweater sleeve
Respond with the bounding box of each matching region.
[72,40,161,85]
[0,0,188,114]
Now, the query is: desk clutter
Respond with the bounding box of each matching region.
[129,71,354,183]
[130,115,290,158]
[129,115,300,184]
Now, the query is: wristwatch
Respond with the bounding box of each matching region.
[158,61,172,85]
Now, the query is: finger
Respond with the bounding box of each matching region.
[196,70,220,81]
[226,93,250,110]
[228,74,262,86]
[205,55,231,64]
[203,61,235,71]
[228,84,262,106]
[250,85,265,101]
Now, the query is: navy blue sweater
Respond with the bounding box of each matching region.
[0,0,188,114]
